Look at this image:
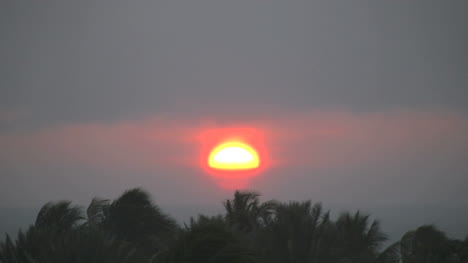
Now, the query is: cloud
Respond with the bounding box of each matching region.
[1,109,467,175]
[0,117,197,171]
[268,109,468,169]
[1,108,467,207]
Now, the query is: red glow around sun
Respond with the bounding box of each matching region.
[198,126,268,189]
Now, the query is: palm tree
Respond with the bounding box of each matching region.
[0,227,141,263]
[4,188,468,263]
[86,188,178,256]
[35,201,84,230]
[223,191,277,233]
[9,201,84,262]
[258,201,334,263]
[400,225,462,263]
[334,211,388,262]
[460,237,468,263]
[86,197,110,227]
[160,215,256,263]
[374,241,401,263]
[0,201,141,263]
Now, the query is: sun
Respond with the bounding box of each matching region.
[208,141,260,170]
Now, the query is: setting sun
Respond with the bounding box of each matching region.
[208,142,260,170]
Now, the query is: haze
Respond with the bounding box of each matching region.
[1,0,467,242]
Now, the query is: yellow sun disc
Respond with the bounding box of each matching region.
[208,142,260,170]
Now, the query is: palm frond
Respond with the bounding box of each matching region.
[87,198,110,226]
[375,241,401,263]
[35,201,84,230]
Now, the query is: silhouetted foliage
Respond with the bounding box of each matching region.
[334,211,388,262]
[257,201,336,263]
[160,215,255,263]
[99,188,178,254]
[0,214,139,263]
[400,225,468,263]
[35,201,84,230]
[1,188,467,263]
[224,190,277,232]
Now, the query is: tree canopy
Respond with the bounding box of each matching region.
[1,188,467,263]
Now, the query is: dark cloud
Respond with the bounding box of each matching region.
[1,1,467,128]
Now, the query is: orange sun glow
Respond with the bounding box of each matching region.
[208,142,260,170]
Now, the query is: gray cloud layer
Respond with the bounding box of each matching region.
[2,0,467,128]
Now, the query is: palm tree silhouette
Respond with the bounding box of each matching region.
[400,225,468,263]
[3,188,468,263]
[35,201,84,230]
[223,190,277,232]
[86,188,178,257]
[258,201,334,263]
[334,211,399,263]
[0,201,139,263]
[161,215,256,263]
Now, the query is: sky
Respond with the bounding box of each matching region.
[1,0,468,241]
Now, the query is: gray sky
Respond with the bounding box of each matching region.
[1,0,468,241]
